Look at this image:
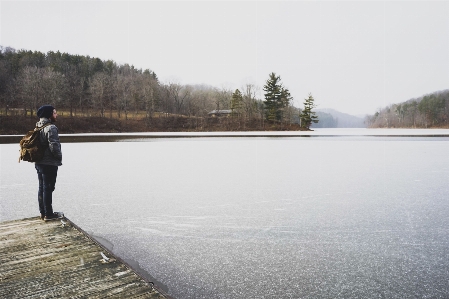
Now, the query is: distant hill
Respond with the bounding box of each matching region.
[312,108,367,128]
[366,89,449,128]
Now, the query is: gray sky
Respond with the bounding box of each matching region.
[1,0,448,116]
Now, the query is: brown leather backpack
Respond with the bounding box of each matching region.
[18,123,51,163]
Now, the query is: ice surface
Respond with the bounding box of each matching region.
[2,131,449,298]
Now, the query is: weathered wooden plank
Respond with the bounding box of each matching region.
[0,217,169,299]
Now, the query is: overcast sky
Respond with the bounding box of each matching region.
[1,0,448,116]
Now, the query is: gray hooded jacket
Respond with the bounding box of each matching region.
[35,118,62,166]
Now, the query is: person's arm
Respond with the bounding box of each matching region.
[47,125,62,161]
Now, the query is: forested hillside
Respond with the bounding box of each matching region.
[366,89,449,128]
[0,46,304,132]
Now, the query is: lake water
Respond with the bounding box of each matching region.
[2,129,449,298]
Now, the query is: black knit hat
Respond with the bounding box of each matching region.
[37,105,55,118]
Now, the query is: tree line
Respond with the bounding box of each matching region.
[0,46,318,129]
[366,89,449,128]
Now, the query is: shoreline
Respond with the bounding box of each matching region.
[0,115,307,135]
[3,128,449,144]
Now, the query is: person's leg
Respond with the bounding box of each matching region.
[35,164,44,218]
[40,165,58,217]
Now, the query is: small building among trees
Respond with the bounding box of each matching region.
[208,110,232,117]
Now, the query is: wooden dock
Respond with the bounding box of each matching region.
[0,217,169,299]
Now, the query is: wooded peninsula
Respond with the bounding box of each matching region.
[0,46,319,135]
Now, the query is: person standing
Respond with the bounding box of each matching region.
[35,105,63,221]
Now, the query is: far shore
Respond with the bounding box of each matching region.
[0,114,309,136]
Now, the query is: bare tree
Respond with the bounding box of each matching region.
[65,65,84,117]
[242,83,259,120]
[190,86,215,117]
[137,73,158,119]
[40,67,67,108]
[16,66,66,116]
[89,72,109,117]
[214,87,232,111]
[117,73,132,119]
[159,84,172,117]
[3,77,21,116]
[16,66,42,116]
[167,82,190,116]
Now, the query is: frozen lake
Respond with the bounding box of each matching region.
[2,129,449,298]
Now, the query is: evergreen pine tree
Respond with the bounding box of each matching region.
[263,72,283,121]
[279,87,292,122]
[300,93,319,129]
[231,89,243,117]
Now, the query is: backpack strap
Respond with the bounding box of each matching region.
[35,122,52,131]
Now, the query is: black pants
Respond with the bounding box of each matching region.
[35,164,58,217]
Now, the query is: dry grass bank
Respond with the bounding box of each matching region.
[0,115,306,135]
